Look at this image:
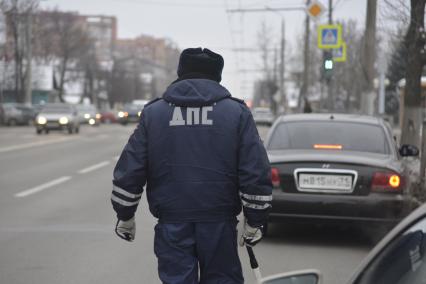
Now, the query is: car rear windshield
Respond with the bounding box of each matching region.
[268,121,390,154]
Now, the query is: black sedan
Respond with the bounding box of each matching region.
[265,113,420,228]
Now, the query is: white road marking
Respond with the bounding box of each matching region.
[15,176,72,198]
[78,161,111,174]
[0,137,74,153]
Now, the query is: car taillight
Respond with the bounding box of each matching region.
[371,172,402,192]
[271,167,281,188]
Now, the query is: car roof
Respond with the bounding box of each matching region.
[276,113,383,126]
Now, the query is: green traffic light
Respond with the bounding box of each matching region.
[324,59,333,70]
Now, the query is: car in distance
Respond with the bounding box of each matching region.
[100,110,117,124]
[76,104,101,126]
[35,103,80,134]
[265,113,420,231]
[0,103,34,126]
[261,202,426,284]
[118,102,146,125]
[252,107,275,126]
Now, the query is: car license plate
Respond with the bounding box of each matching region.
[298,173,353,192]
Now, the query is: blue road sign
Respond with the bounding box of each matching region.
[318,24,342,49]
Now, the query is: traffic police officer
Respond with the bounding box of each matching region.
[111,47,272,284]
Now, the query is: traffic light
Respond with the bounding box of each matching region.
[322,51,333,82]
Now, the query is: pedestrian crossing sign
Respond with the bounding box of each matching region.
[333,42,347,62]
[317,24,342,49]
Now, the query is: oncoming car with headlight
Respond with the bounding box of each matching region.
[117,101,147,125]
[76,104,101,126]
[265,113,420,233]
[35,103,80,134]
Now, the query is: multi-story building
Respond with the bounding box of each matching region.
[0,9,178,107]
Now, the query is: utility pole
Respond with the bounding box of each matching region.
[24,8,32,105]
[361,0,377,115]
[326,0,334,111]
[298,0,311,110]
[378,53,386,115]
[280,19,286,112]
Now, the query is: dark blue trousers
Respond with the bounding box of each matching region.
[154,220,244,284]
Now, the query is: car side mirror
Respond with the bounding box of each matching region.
[399,144,419,157]
[261,270,322,284]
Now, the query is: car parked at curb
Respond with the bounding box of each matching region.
[265,113,420,233]
[35,103,80,134]
[0,103,35,126]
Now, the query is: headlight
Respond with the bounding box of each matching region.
[59,117,69,125]
[95,113,101,119]
[138,111,141,117]
[37,116,47,125]
[118,111,125,118]
[84,113,91,119]
[89,118,96,125]
[124,112,129,117]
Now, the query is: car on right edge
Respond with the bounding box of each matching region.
[265,113,420,231]
[261,202,426,284]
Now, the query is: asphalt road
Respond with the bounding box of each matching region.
[0,124,372,284]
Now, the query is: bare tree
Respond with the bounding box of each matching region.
[257,21,274,80]
[35,9,91,102]
[334,20,367,112]
[400,0,426,148]
[0,0,38,103]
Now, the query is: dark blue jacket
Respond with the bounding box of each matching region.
[111,79,272,227]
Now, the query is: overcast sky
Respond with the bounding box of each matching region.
[40,0,399,100]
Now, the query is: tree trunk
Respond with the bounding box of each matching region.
[12,8,22,103]
[400,0,426,147]
[57,57,68,103]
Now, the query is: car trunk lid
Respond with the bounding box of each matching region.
[269,150,401,196]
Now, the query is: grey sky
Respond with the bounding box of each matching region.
[40,0,390,100]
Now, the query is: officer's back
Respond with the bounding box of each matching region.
[111,48,272,284]
[144,78,250,223]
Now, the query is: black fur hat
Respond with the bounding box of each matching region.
[177,48,224,82]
